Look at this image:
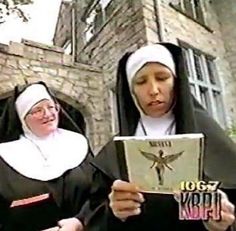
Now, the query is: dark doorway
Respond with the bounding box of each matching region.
[57,99,86,135]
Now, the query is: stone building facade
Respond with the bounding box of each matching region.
[1,0,235,153]
[53,1,74,55]
[53,0,236,137]
[0,39,109,152]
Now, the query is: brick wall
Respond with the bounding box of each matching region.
[213,0,236,126]
[53,1,72,48]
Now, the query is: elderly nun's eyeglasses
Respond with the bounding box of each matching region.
[27,104,60,119]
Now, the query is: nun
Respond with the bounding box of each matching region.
[0,82,93,231]
[86,43,236,231]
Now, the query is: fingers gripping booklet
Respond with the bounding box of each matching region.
[114,134,204,194]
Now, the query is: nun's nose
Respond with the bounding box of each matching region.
[149,82,160,96]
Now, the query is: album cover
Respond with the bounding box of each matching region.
[114,134,204,194]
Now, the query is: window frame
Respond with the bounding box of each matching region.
[179,41,226,127]
[62,39,72,55]
[170,0,206,27]
[81,0,113,43]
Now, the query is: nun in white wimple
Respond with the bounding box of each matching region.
[0,82,93,231]
[87,43,236,231]
[126,44,177,137]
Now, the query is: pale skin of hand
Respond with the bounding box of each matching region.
[108,179,145,220]
[203,190,235,231]
[174,189,235,231]
[110,180,235,230]
[41,218,83,231]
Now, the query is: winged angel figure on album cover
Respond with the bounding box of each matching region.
[139,149,184,185]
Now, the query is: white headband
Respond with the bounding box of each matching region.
[15,84,53,122]
[126,44,176,88]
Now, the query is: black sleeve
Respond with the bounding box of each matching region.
[84,168,129,231]
[62,151,94,224]
[0,194,9,230]
[74,151,95,223]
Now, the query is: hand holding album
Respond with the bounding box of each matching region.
[41,227,59,231]
[203,190,235,231]
[109,179,145,220]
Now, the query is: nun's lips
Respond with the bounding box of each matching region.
[42,118,55,124]
[148,100,164,106]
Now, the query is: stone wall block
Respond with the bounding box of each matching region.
[8,42,24,56]
[32,66,44,72]
[58,68,68,77]
[6,59,18,68]
[45,68,58,76]
[62,54,73,66]
[18,59,30,69]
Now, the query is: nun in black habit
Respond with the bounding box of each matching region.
[86,43,236,231]
[0,82,93,231]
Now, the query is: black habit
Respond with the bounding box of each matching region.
[85,43,236,231]
[0,82,93,231]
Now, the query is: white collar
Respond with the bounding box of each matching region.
[0,128,88,181]
[135,111,176,136]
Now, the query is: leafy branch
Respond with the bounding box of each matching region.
[0,0,33,24]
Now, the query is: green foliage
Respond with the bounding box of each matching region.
[0,0,33,24]
[227,124,236,137]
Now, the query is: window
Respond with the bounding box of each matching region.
[180,42,225,126]
[109,88,118,134]
[63,40,72,55]
[171,0,204,25]
[83,0,112,42]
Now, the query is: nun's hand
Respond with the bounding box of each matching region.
[58,218,83,231]
[109,180,145,221]
[41,227,59,231]
[203,190,235,231]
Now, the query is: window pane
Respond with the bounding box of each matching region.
[183,0,194,18]
[94,4,103,33]
[193,0,204,23]
[199,87,211,113]
[100,0,112,8]
[213,91,225,125]
[190,84,197,96]
[182,47,192,79]
[193,52,204,81]
[84,9,96,42]
[63,40,72,55]
[206,57,217,84]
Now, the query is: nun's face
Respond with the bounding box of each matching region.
[24,99,59,137]
[132,62,175,118]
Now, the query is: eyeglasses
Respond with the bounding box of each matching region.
[27,104,60,119]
